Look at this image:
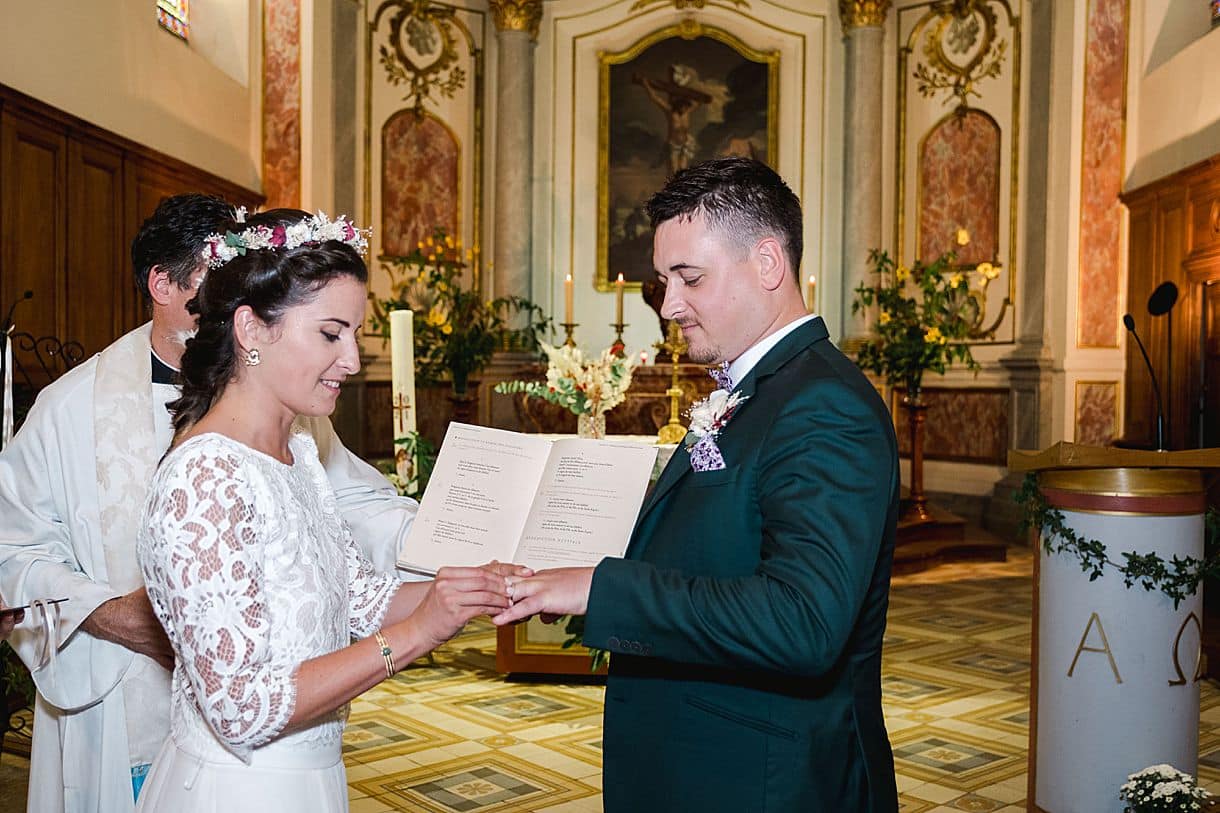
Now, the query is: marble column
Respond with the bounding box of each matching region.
[839,1,890,349]
[489,0,542,303]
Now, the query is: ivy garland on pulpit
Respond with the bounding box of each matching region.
[1016,474,1220,608]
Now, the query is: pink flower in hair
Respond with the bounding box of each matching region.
[271,225,287,247]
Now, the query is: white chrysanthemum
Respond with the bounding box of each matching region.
[285,221,312,248]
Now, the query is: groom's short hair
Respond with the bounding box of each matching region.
[645,157,803,277]
[131,193,233,302]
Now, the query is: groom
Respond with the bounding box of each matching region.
[496,157,900,811]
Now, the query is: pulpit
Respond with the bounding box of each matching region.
[1009,443,1220,813]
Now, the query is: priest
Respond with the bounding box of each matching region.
[0,194,419,813]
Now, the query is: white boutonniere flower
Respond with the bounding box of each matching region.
[684,389,748,471]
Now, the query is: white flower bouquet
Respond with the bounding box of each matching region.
[1120,764,1212,813]
[494,342,635,418]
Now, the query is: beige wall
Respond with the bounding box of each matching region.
[0,0,260,191]
[1128,1,1220,189]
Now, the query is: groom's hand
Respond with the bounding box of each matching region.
[492,567,594,626]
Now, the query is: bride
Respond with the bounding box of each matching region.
[135,208,519,810]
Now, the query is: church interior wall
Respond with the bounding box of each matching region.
[0,0,262,192]
[534,0,839,358]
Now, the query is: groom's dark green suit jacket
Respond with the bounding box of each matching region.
[583,317,899,812]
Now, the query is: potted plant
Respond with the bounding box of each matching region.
[851,246,983,523]
[1119,764,1212,812]
[368,230,551,417]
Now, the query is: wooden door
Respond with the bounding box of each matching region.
[66,137,125,357]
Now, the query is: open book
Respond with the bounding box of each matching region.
[398,423,660,576]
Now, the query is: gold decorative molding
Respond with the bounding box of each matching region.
[629,0,750,10]
[489,0,542,40]
[839,0,891,29]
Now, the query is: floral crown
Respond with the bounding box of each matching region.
[201,208,370,269]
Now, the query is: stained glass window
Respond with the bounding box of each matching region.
[157,0,189,42]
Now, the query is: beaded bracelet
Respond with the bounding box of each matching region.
[374,631,395,678]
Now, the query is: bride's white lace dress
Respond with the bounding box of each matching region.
[135,431,399,811]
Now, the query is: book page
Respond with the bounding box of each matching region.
[513,439,658,571]
[399,423,551,575]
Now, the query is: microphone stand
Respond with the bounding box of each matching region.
[1124,313,1164,451]
[0,290,33,452]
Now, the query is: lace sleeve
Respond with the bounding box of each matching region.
[140,445,295,756]
[344,524,399,638]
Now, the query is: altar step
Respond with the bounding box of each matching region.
[893,504,1009,575]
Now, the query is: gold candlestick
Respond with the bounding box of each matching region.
[656,320,688,445]
[610,321,627,354]
[561,321,578,347]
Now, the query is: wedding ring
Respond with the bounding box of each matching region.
[505,578,516,599]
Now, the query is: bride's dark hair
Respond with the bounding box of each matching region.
[169,208,369,436]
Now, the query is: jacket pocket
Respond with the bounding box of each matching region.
[684,694,797,740]
[686,466,741,488]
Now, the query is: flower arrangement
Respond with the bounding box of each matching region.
[1119,764,1212,812]
[368,230,549,394]
[494,342,635,426]
[684,389,748,472]
[851,247,983,398]
[202,209,368,268]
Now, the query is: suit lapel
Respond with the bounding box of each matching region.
[628,318,831,558]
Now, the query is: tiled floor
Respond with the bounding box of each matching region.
[6,548,1220,812]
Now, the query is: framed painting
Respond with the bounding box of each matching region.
[597,22,779,291]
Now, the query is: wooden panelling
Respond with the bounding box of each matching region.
[1,108,66,345]
[1120,153,1220,450]
[0,83,261,358]
[67,138,125,356]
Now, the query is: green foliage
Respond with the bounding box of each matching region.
[560,614,608,673]
[1016,473,1220,608]
[0,641,34,712]
[851,249,982,394]
[368,230,551,393]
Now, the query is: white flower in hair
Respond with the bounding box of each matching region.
[285,221,312,248]
[233,205,248,223]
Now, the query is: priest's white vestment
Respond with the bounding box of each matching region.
[0,324,418,813]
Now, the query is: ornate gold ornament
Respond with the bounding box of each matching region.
[489,0,542,40]
[374,0,470,114]
[912,0,1007,110]
[838,0,891,29]
[630,0,751,11]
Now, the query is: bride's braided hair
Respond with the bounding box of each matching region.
[169,208,369,436]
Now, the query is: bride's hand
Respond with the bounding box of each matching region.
[410,566,514,648]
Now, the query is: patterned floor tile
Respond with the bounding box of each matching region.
[351,752,597,813]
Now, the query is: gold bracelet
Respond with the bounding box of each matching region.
[373,631,395,678]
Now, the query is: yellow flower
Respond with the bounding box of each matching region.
[427,254,436,262]
[977,261,999,280]
[949,272,964,287]
[426,236,435,247]
[895,265,910,283]
[879,310,892,326]
[445,235,455,248]
[956,228,970,246]
[416,240,425,250]
[924,326,944,344]
[441,323,453,335]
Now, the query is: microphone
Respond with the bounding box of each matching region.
[1124,312,1165,451]
[1,290,32,335]
[1148,281,1179,316]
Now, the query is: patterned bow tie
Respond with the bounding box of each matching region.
[708,362,732,391]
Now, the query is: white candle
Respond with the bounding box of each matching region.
[564,273,574,324]
[390,309,417,437]
[615,273,625,324]
[806,275,817,312]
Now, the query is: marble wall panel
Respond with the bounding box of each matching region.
[381,112,460,257]
[894,387,1010,464]
[262,0,301,210]
[1077,0,1127,347]
[1074,381,1117,446]
[918,111,1000,265]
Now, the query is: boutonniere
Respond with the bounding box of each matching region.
[684,389,748,472]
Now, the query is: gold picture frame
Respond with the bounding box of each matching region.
[596,21,779,293]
